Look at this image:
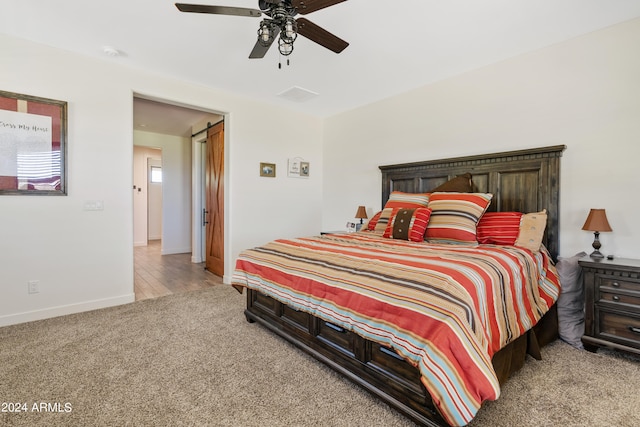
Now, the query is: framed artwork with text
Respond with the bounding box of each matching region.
[0,90,67,195]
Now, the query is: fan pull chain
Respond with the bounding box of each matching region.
[278,55,291,69]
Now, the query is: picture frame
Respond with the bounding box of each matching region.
[0,90,67,195]
[287,157,310,178]
[300,161,310,177]
[260,162,276,177]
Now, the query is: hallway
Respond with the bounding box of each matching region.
[134,240,223,301]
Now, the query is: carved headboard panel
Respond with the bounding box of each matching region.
[379,145,566,260]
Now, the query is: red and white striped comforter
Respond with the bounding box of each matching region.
[232,232,560,426]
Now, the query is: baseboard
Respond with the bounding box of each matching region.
[191,255,204,263]
[161,247,191,255]
[0,293,136,327]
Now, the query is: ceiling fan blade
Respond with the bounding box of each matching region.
[291,0,347,15]
[175,3,262,17]
[249,27,281,58]
[296,18,348,53]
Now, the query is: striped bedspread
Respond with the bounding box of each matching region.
[232,232,560,426]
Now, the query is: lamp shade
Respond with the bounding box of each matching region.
[582,209,612,232]
[355,206,368,219]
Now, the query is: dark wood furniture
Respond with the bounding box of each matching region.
[380,145,565,261]
[243,145,566,426]
[580,257,640,356]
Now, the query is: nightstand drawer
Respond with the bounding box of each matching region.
[598,310,640,348]
[598,276,640,293]
[599,291,640,309]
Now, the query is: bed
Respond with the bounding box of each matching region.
[232,145,566,426]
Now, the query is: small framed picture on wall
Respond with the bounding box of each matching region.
[260,162,276,177]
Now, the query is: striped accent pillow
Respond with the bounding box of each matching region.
[425,192,493,243]
[477,212,523,245]
[365,210,383,231]
[383,207,432,242]
[384,191,430,209]
[373,207,395,234]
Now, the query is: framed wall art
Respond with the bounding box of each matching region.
[287,157,309,178]
[260,162,276,178]
[0,90,67,195]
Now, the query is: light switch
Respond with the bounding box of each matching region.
[84,200,104,211]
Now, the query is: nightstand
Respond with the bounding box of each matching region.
[579,256,640,356]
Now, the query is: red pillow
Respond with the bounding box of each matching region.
[477,212,523,245]
[366,211,383,231]
[383,207,432,242]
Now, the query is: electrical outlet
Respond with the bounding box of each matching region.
[28,280,40,294]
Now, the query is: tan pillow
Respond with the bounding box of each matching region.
[515,209,547,252]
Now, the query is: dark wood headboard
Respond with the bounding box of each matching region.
[379,145,566,260]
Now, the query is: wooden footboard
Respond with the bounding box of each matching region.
[245,288,445,426]
[245,289,558,426]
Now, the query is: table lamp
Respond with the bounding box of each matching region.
[581,209,612,259]
[355,206,368,231]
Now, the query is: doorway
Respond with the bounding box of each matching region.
[147,157,162,241]
[132,95,227,292]
[133,146,162,247]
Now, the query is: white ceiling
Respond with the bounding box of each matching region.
[133,97,222,137]
[3,0,640,130]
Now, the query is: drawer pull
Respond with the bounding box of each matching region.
[612,282,620,288]
[612,295,620,301]
[629,326,640,335]
[380,345,404,361]
[325,322,346,333]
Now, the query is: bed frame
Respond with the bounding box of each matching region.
[244,145,566,426]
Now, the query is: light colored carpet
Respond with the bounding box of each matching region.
[1,285,639,427]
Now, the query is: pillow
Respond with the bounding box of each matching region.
[515,209,547,252]
[383,207,432,242]
[556,251,587,349]
[383,191,430,209]
[477,212,523,245]
[425,192,493,243]
[373,207,395,234]
[430,173,473,193]
[365,211,382,231]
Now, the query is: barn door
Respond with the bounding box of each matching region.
[205,121,224,276]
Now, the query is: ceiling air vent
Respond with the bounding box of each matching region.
[277,86,319,103]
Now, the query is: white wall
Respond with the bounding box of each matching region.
[0,33,323,326]
[134,131,191,254]
[323,17,640,260]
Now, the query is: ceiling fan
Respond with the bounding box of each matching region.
[175,1,349,59]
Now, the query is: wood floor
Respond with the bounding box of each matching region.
[134,240,223,301]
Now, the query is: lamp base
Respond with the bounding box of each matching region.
[589,231,604,259]
[589,250,605,259]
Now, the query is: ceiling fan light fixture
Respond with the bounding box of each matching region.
[282,17,297,43]
[278,38,294,56]
[257,20,274,46]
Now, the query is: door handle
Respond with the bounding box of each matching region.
[203,209,209,226]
